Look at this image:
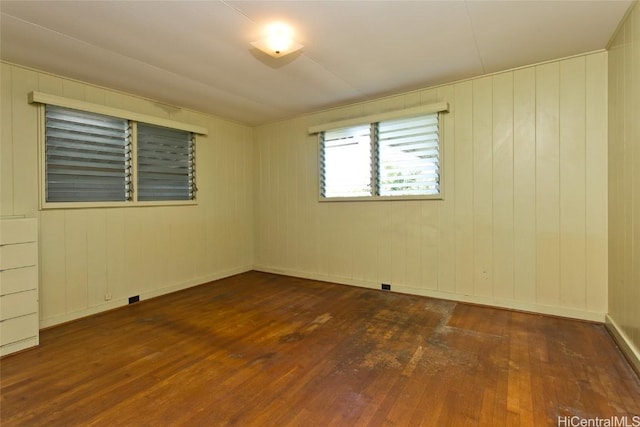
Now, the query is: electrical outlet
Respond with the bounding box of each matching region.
[104,292,112,301]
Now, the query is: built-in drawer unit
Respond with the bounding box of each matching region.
[0,217,39,357]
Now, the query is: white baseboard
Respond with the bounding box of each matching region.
[253,265,606,322]
[605,314,640,375]
[39,265,253,329]
[39,264,611,330]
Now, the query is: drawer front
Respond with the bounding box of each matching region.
[0,266,37,296]
[0,218,37,245]
[0,337,38,357]
[0,290,38,320]
[0,242,37,270]
[0,313,38,346]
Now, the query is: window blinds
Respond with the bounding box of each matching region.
[45,105,131,202]
[137,123,195,201]
[319,112,441,199]
[377,114,439,196]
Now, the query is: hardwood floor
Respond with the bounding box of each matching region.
[1,271,639,426]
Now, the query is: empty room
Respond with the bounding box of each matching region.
[1,1,639,425]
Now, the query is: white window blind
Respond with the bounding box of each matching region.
[137,123,195,201]
[45,105,131,202]
[319,112,441,200]
[377,115,439,196]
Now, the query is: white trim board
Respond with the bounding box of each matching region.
[29,91,208,135]
[38,265,252,329]
[253,265,606,323]
[605,314,640,375]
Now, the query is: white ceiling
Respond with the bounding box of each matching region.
[0,0,632,126]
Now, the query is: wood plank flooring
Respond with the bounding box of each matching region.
[1,271,639,426]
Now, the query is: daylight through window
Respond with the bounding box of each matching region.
[320,112,442,200]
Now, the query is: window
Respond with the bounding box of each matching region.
[321,124,371,198]
[44,105,194,204]
[319,112,442,200]
[31,91,207,208]
[137,123,195,201]
[377,114,440,197]
[45,106,132,202]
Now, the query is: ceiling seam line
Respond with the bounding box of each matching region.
[464,1,487,75]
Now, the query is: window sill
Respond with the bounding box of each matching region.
[318,194,443,202]
[39,200,198,210]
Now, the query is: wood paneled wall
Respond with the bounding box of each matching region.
[0,50,615,327]
[254,52,609,321]
[608,0,640,371]
[1,63,255,328]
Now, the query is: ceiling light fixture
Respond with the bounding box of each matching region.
[251,22,303,58]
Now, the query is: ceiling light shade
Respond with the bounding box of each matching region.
[251,23,303,58]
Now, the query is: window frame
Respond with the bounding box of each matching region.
[311,103,448,202]
[30,92,207,210]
